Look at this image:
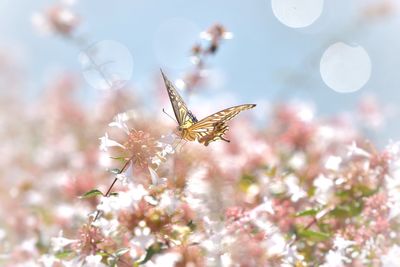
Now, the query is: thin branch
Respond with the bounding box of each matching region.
[93,155,134,221]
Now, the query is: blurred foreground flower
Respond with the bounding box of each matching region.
[4,18,400,267]
[32,4,80,36]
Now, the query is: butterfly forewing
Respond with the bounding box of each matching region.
[160,70,197,126]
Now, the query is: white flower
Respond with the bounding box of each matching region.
[19,238,38,254]
[159,190,179,215]
[388,198,400,220]
[55,204,76,220]
[321,236,354,267]
[58,9,75,25]
[99,132,125,152]
[314,174,334,204]
[385,149,400,220]
[185,167,210,215]
[285,175,306,202]
[116,173,129,186]
[386,141,400,156]
[0,228,5,241]
[325,156,342,171]
[297,103,314,122]
[151,139,175,167]
[85,254,106,267]
[132,226,154,249]
[199,29,233,41]
[98,152,112,168]
[151,156,163,167]
[381,245,400,267]
[15,260,41,267]
[59,258,82,267]
[266,232,287,256]
[281,244,305,266]
[288,152,306,170]
[91,218,119,236]
[222,31,234,39]
[200,31,213,40]
[347,141,371,158]
[251,197,275,215]
[109,112,130,134]
[143,252,181,267]
[321,250,346,267]
[38,254,59,267]
[51,231,77,252]
[314,174,334,192]
[221,253,233,267]
[148,167,167,186]
[333,236,355,251]
[97,184,148,213]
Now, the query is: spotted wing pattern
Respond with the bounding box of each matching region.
[161,70,197,126]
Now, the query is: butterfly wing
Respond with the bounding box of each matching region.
[160,70,198,126]
[188,104,256,145]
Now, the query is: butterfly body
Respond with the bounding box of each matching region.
[161,70,255,146]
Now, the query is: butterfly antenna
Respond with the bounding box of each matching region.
[163,108,178,124]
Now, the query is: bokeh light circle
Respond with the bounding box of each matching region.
[154,18,201,69]
[320,42,371,93]
[271,0,324,28]
[79,40,133,90]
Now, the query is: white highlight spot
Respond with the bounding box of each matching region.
[271,0,324,28]
[320,42,371,93]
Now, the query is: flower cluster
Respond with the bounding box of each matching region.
[32,2,80,36]
[1,3,399,267]
[177,24,233,94]
[2,71,399,266]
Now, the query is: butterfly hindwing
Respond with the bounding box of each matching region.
[188,104,256,145]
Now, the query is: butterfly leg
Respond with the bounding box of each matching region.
[179,140,189,152]
[173,137,183,151]
[221,137,230,143]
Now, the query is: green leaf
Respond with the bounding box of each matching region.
[329,202,362,219]
[55,250,75,260]
[298,229,330,241]
[137,242,163,265]
[295,209,318,217]
[115,247,130,257]
[80,189,104,199]
[96,251,109,257]
[110,156,129,163]
[356,185,377,197]
[108,168,121,174]
[109,192,119,197]
[107,257,117,267]
[335,190,351,198]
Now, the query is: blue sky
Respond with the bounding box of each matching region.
[1,0,400,143]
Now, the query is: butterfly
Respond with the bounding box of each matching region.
[161,70,256,146]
